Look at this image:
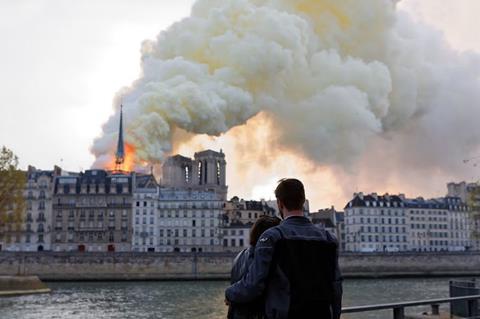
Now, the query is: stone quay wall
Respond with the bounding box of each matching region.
[0,251,478,281]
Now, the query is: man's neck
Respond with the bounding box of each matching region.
[283,210,304,220]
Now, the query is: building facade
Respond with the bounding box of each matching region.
[132,174,159,252]
[344,192,473,252]
[156,187,225,252]
[310,207,345,252]
[1,166,61,252]
[51,170,133,252]
[447,181,480,249]
[220,197,276,252]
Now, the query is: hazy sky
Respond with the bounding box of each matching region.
[1,0,479,192]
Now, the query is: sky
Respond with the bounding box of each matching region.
[1,0,479,208]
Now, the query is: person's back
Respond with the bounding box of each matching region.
[266,216,340,318]
[228,216,281,319]
[225,179,342,319]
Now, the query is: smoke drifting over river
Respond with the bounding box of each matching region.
[92,0,480,207]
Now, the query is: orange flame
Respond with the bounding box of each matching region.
[106,143,136,172]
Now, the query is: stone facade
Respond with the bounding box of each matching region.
[156,187,225,253]
[447,181,480,250]
[220,197,276,252]
[162,150,227,200]
[1,166,61,252]
[1,251,480,280]
[51,170,133,252]
[310,207,345,251]
[132,174,159,252]
[345,192,473,252]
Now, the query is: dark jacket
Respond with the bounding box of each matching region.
[228,247,264,319]
[225,216,343,319]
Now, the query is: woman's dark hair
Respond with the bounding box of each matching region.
[249,215,281,246]
[274,178,305,211]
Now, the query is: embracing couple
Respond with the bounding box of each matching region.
[225,179,343,319]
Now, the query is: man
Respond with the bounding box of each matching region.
[225,178,343,319]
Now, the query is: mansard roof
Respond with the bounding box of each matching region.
[345,192,468,211]
[345,193,403,209]
[135,173,158,189]
[54,169,132,194]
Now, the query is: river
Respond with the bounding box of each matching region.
[0,278,467,319]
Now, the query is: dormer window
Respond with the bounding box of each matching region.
[366,201,370,207]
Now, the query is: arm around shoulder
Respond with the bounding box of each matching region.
[225,228,280,304]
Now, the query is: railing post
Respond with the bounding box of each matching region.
[393,307,404,319]
[468,299,478,317]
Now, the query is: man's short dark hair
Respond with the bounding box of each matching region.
[274,178,305,211]
[250,215,281,246]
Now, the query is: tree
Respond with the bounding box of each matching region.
[0,146,26,244]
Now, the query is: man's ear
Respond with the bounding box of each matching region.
[277,199,283,212]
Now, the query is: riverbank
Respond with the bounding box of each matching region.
[0,251,478,281]
[0,275,51,297]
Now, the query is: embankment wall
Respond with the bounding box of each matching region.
[0,252,477,280]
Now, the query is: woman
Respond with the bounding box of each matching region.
[228,215,281,319]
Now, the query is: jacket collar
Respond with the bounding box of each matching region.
[282,215,310,224]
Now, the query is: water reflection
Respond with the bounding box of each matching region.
[0,278,466,319]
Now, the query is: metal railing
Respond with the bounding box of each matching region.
[342,294,480,319]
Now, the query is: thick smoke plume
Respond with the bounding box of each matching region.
[92,0,480,207]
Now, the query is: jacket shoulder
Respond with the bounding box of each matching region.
[256,226,282,246]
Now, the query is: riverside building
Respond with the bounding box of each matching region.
[132,174,159,252]
[1,166,62,252]
[51,169,133,252]
[156,187,224,252]
[344,192,473,252]
[310,207,346,252]
[447,181,480,249]
[220,197,276,252]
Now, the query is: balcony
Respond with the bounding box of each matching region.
[107,203,132,209]
[36,217,46,222]
[53,203,76,209]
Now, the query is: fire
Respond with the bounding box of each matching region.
[107,143,136,172]
[122,143,136,172]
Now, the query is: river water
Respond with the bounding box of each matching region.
[0,278,467,319]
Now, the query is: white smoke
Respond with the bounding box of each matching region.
[92,0,480,205]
